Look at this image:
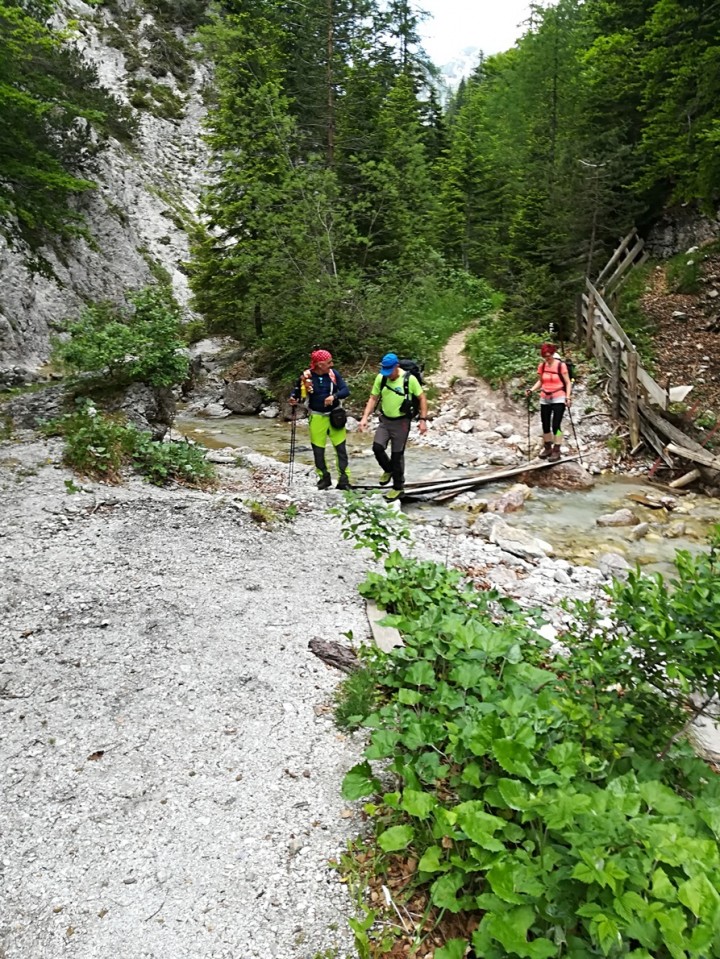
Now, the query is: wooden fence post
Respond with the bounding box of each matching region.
[627,349,640,448]
[575,293,584,345]
[585,291,595,357]
[610,341,622,419]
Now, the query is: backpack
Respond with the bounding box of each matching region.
[381,359,424,419]
[542,357,575,392]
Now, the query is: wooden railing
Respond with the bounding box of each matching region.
[577,231,720,479]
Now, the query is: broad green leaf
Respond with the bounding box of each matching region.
[398,687,422,705]
[486,861,527,904]
[435,938,468,959]
[405,660,436,687]
[497,778,532,811]
[589,913,622,956]
[377,824,414,852]
[677,873,720,921]
[483,905,536,954]
[455,802,506,846]
[401,788,436,819]
[431,870,466,912]
[638,780,686,815]
[450,661,486,688]
[418,845,449,873]
[366,729,400,759]
[341,762,379,800]
[650,867,676,902]
[492,739,535,779]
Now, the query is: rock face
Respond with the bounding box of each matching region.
[0,0,209,373]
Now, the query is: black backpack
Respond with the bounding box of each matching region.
[381,359,424,419]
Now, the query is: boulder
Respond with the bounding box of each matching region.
[224,378,268,414]
[597,552,631,579]
[521,461,595,491]
[2,384,68,428]
[104,384,176,440]
[471,514,553,560]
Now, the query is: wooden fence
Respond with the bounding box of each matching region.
[577,232,720,480]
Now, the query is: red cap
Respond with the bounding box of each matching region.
[540,343,557,358]
[310,349,333,369]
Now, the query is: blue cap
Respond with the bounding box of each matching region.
[380,352,399,376]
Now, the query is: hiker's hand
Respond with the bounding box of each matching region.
[324,396,334,407]
[525,389,532,397]
[566,397,572,408]
[358,419,367,433]
[418,420,428,435]
[289,396,298,406]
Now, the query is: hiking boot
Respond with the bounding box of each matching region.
[379,471,392,486]
[538,442,553,459]
[317,473,332,490]
[336,475,351,490]
[549,444,561,462]
[385,488,404,501]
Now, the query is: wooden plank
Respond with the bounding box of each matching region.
[610,341,622,419]
[627,349,640,448]
[595,230,638,287]
[637,366,668,410]
[401,457,580,501]
[666,442,720,472]
[639,401,711,456]
[669,469,702,489]
[585,287,595,355]
[588,283,634,348]
[604,237,645,293]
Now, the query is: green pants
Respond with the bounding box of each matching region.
[308,413,349,480]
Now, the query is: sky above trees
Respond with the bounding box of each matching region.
[417,0,532,62]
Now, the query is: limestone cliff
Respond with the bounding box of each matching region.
[0,0,209,376]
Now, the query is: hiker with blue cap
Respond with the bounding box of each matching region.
[358,352,428,501]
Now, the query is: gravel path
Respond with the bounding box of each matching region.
[0,438,369,959]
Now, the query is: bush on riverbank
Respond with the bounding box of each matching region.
[337,522,720,958]
[43,401,214,487]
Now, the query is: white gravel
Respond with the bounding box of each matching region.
[0,437,369,959]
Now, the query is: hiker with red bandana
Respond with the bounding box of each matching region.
[289,349,351,490]
[526,343,572,461]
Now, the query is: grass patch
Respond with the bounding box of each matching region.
[335,666,378,731]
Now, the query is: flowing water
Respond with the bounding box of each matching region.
[177,412,720,574]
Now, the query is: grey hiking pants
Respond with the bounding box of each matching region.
[372,415,411,490]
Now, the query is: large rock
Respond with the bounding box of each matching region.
[104,384,175,440]
[1,384,68,428]
[223,378,269,415]
[471,515,554,560]
[520,461,595,491]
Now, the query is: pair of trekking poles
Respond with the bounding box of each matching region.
[526,392,582,465]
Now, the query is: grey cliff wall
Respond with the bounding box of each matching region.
[0,0,209,373]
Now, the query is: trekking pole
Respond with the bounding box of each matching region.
[566,403,584,466]
[288,406,297,487]
[526,392,532,461]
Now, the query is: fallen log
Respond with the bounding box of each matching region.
[308,638,359,673]
[401,457,580,502]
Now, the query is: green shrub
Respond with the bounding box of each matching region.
[53,285,189,389]
[465,313,543,387]
[340,531,720,958]
[44,401,214,487]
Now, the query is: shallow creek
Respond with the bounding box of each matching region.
[177,412,720,575]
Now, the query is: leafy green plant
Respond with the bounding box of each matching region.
[330,491,411,560]
[666,250,705,295]
[132,433,214,487]
[53,286,189,389]
[339,533,720,958]
[606,433,627,463]
[245,498,277,526]
[694,410,717,431]
[44,400,214,486]
[465,314,543,388]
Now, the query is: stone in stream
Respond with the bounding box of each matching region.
[596,508,638,527]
